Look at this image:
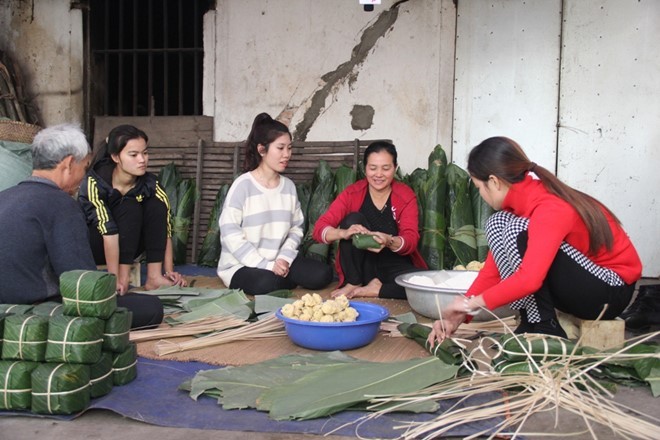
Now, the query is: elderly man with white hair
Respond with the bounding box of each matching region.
[0,123,163,328]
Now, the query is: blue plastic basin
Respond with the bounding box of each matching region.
[275,301,389,351]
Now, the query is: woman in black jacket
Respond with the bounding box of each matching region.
[79,124,186,295]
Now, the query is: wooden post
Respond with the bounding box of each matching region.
[353,138,360,171]
[190,138,205,264]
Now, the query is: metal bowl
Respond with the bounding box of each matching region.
[395,270,514,321]
[275,301,389,351]
[395,270,475,319]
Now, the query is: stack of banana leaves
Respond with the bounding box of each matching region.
[402,144,493,270]
[300,160,336,262]
[181,351,458,420]
[158,163,198,265]
[418,145,448,270]
[404,167,428,232]
[446,163,477,268]
[197,183,230,267]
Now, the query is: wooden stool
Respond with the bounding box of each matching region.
[96,261,142,287]
[557,310,625,350]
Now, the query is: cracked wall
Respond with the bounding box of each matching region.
[212,0,455,173]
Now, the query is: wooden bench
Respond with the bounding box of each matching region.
[93,116,386,265]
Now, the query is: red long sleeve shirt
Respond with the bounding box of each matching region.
[468,174,642,310]
[312,179,427,286]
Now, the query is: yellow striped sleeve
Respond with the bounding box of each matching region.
[155,182,173,237]
[87,176,110,235]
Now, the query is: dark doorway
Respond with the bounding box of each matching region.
[84,0,213,127]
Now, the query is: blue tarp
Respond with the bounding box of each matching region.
[1,357,506,438]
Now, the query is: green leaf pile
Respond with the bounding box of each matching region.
[182,351,458,420]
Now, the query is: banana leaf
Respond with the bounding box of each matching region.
[1,314,49,361]
[584,342,660,397]
[352,233,380,249]
[0,304,33,315]
[296,182,312,233]
[158,163,198,265]
[262,356,457,420]
[0,360,40,410]
[31,363,91,415]
[446,164,477,266]
[197,183,229,267]
[253,291,295,315]
[103,307,132,353]
[301,160,334,263]
[89,352,114,398]
[397,322,466,367]
[405,167,428,232]
[171,178,198,265]
[45,315,105,364]
[59,270,117,319]
[166,289,253,324]
[112,342,138,386]
[469,179,494,261]
[419,145,448,270]
[494,334,581,363]
[31,301,64,317]
[186,352,360,409]
[157,162,181,214]
[334,164,356,197]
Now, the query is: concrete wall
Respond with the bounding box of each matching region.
[450,0,659,276]
[0,0,83,126]
[209,0,456,172]
[557,0,660,275]
[1,0,658,274]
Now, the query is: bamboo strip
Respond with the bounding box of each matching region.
[129,315,247,342]
[153,314,286,356]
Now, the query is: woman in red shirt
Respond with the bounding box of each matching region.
[313,141,427,299]
[429,137,642,343]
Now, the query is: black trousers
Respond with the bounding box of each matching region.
[51,293,163,329]
[338,212,422,299]
[486,210,634,323]
[229,255,333,295]
[518,232,634,321]
[117,293,164,329]
[89,196,168,265]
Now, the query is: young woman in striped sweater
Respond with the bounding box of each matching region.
[217,113,333,295]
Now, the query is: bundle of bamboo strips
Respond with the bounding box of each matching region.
[340,322,660,440]
[129,315,248,343]
[154,313,286,356]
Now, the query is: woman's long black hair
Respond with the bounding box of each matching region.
[92,124,148,166]
[467,136,619,253]
[242,113,291,172]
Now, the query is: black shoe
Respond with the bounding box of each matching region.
[533,318,568,339]
[623,284,660,332]
[620,284,660,320]
[514,309,535,334]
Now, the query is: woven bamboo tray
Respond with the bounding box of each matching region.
[0,119,41,144]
